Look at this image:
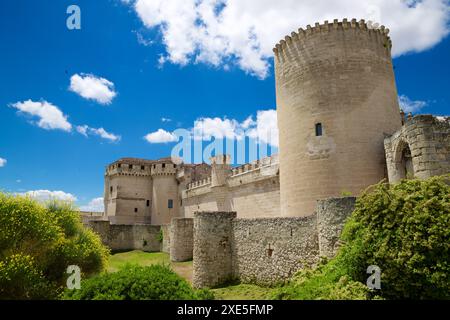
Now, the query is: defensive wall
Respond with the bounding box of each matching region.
[85,196,355,287]
[182,155,281,218]
[384,115,450,182]
[192,197,356,288]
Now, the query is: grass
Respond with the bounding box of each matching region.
[108,250,194,282]
[108,251,170,273]
[107,250,273,300]
[212,284,276,300]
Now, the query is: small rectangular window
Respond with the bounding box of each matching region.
[315,123,323,136]
[110,186,113,193]
[162,163,166,169]
[118,164,121,168]
[129,164,133,169]
[168,199,173,209]
[146,200,150,207]
[134,208,138,213]
[141,166,145,170]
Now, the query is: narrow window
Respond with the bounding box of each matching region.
[129,164,133,169]
[118,164,121,168]
[168,199,173,209]
[141,165,145,170]
[146,200,150,207]
[162,163,166,169]
[315,123,323,136]
[110,186,113,193]
[174,164,177,168]
[134,208,138,213]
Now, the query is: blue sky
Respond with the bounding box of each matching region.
[0,0,449,210]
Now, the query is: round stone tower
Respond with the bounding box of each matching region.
[150,158,180,225]
[274,19,402,216]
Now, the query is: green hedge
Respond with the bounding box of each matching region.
[0,193,109,299]
[65,264,213,300]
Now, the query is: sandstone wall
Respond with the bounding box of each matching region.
[170,218,194,262]
[275,19,402,216]
[385,115,450,182]
[183,155,281,218]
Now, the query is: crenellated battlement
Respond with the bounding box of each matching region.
[151,162,178,176]
[186,176,212,190]
[231,154,279,177]
[105,160,152,177]
[273,18,392,58]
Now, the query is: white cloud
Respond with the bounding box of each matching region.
[146,109,279,146]
[0,158,6,167]
[129,0,450,78]
[10,100,72,131]
[135,31,153,46]
[144,129,178,143]
[69,73,117,105]
[399,95,427,113]
[76,125,121,142]
[22,190,77,202]
[193,117,242,140]
[80,197,104,212]
[161,117,172,122]
[247,110,278,146]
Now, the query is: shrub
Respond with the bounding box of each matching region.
[273,175,449,300]
[338,175,450,299]
[64,264,214,300]
[272,259,371,300]
[0,194,109,299]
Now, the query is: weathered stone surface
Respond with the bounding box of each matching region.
[385,115,450,182]
[232,216,319,285]
[86,221,161,252]
[317,197,356,258]
[193,212,236,289]
[170,218,194,262]
[192,197,355,288]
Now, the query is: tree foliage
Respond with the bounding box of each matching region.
[0,193,109,299]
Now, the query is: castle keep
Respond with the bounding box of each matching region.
[85,19,450,288]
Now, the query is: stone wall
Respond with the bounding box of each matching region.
[317,197,356,258]
[274,19,402,216]
[193,212,236,289]
[232,216,318,285]
[192,197,356,288]
[170,218,194,262]
[183,155,281,218]
[161,224,171,254]
[87,221,161,252]
[385,115,450,182]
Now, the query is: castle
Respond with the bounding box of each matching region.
[84,19,450,288]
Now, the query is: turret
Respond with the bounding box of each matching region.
[274,19,402,216]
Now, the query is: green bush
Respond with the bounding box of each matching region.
[274,175,449,300]
[64,264,214,300]
[272,259,371,300]
[0,193,109,299]
[339,175,449,299]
